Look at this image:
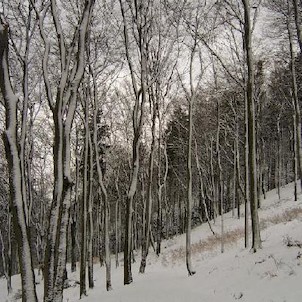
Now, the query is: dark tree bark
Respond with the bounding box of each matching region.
[119,0,148,284]
[242,0,261,252]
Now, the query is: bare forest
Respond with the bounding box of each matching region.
[0,0,302,301]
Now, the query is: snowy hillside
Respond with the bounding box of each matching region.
[1,183,302,302]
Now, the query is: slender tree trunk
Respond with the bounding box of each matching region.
[119,0,147,284]
[235,120,241,219]
[195,141,215,235]
[293,105,298,201]
[156,121,162,257]
[0,228,12,295]
[115,199,119,268]
[0,21,38,302]
[156,183,163,256]
[245,93,249,250]
[114,173,121,268]
[71,129,80,273]
[242,0,261,252]
[220,180,224,253]
[157,140,169,254]
[80,94,89,298]
[90,64,112,291]
[287,6,302,191]
[216,101,224,254]
[70,214,77,273]
[233,140,236,218]
[277,114,282,200]
[210,138,217,223]
[186,93,195,276]
[98,196,103,267]
[88,135,94,289]
[139,97,157,274]
[7,213,12,294]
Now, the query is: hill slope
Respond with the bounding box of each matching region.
[1,183,302,302]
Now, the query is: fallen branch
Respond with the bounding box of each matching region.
[283,235,302,248]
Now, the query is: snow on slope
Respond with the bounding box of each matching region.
[1,183,302,302]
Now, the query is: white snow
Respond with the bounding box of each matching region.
[1,182,302,302]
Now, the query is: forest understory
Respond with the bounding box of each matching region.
[1,182,302,302]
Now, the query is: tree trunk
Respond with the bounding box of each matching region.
[277,114,282,200]
[88,135,94,289]
[80,94,89,298]
[0,21,38,302]
[157,140,168,254]
[293,102,298,201]
[70,214,77,273]
[195,141,215,235]
[242,0,261,252]
[114,172,121,268]
[216,101,224,254]
[119,0,147,284]
[0,228,12,295]
[233,139,236,218]
[139,97,156,274]
[210,138,217,223]
[90,62,112,291]
[186,94,195,276]
[115,198,119,268]
[40,2,95,300]
[288,4,302,192]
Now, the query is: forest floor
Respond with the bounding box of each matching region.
[1,182,302,302]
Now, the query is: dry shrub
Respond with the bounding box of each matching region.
[191,227,245,255]
[282,235,302,248]
[260,207,302,229]
[168,227,244,265]
[166,207,302,266]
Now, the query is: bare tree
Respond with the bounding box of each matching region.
[242,0,261,251]
[178,1,209,275]
[80,89,89,298]
[290,0,302,191]
[32,1,96,300]
[119,0,150,284]
[0,17,38,302]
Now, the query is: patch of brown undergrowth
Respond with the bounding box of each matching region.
[260,207,302,229]
[165,206,302,266]
[169,227,244,265]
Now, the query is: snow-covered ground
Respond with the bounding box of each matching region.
[1,183,302,302]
